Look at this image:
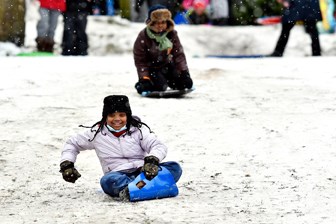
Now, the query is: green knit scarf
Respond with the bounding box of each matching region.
[146,27,173,51]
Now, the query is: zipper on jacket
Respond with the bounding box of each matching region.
[117,137,125,158]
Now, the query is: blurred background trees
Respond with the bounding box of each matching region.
[231,0,282,25]
[0,0,26,46]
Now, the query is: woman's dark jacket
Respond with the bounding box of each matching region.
[133,28,189,79]
[65,0,92,13]
[282,0,322,23]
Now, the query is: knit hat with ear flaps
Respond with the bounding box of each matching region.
[102,95,132,118]
[146,4,174,32]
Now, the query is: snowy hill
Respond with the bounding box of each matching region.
[1,2,336,224]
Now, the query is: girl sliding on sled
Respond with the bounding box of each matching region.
[59,95,182,201]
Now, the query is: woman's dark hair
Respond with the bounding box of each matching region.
[79,114,153,142]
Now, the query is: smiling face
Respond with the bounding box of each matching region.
[106,112,127,130]
[152,20,167,33]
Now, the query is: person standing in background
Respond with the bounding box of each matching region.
[209,0,229,26]
[270,0,322,57]
[185,0,210,25]
[61,0,92,56]
[36,0,66,53]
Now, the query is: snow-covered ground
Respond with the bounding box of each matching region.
[1,2,336,224]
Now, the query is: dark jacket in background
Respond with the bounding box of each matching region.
[62,0,92,56]
[282,0,322,23]
[65,0,93,13]
[271,0,322,56]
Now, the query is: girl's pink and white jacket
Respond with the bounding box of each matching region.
[61,124,167,174]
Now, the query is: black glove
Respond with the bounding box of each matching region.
[141,156,159,180]
[59,161,81,183]
[135,78,153,94]
[177,70,193,90]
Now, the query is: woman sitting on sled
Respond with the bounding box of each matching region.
[133,4,193,95]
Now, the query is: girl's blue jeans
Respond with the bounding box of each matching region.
[100,161,182,197]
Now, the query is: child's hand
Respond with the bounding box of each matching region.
[142,156,159,180]
[59,161,81,183]
[135,77,153,94]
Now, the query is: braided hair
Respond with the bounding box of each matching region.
[79,95,152,141]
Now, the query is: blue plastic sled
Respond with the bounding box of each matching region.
[128,166,179,202]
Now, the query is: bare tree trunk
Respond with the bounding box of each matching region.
[0,0,26,46]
